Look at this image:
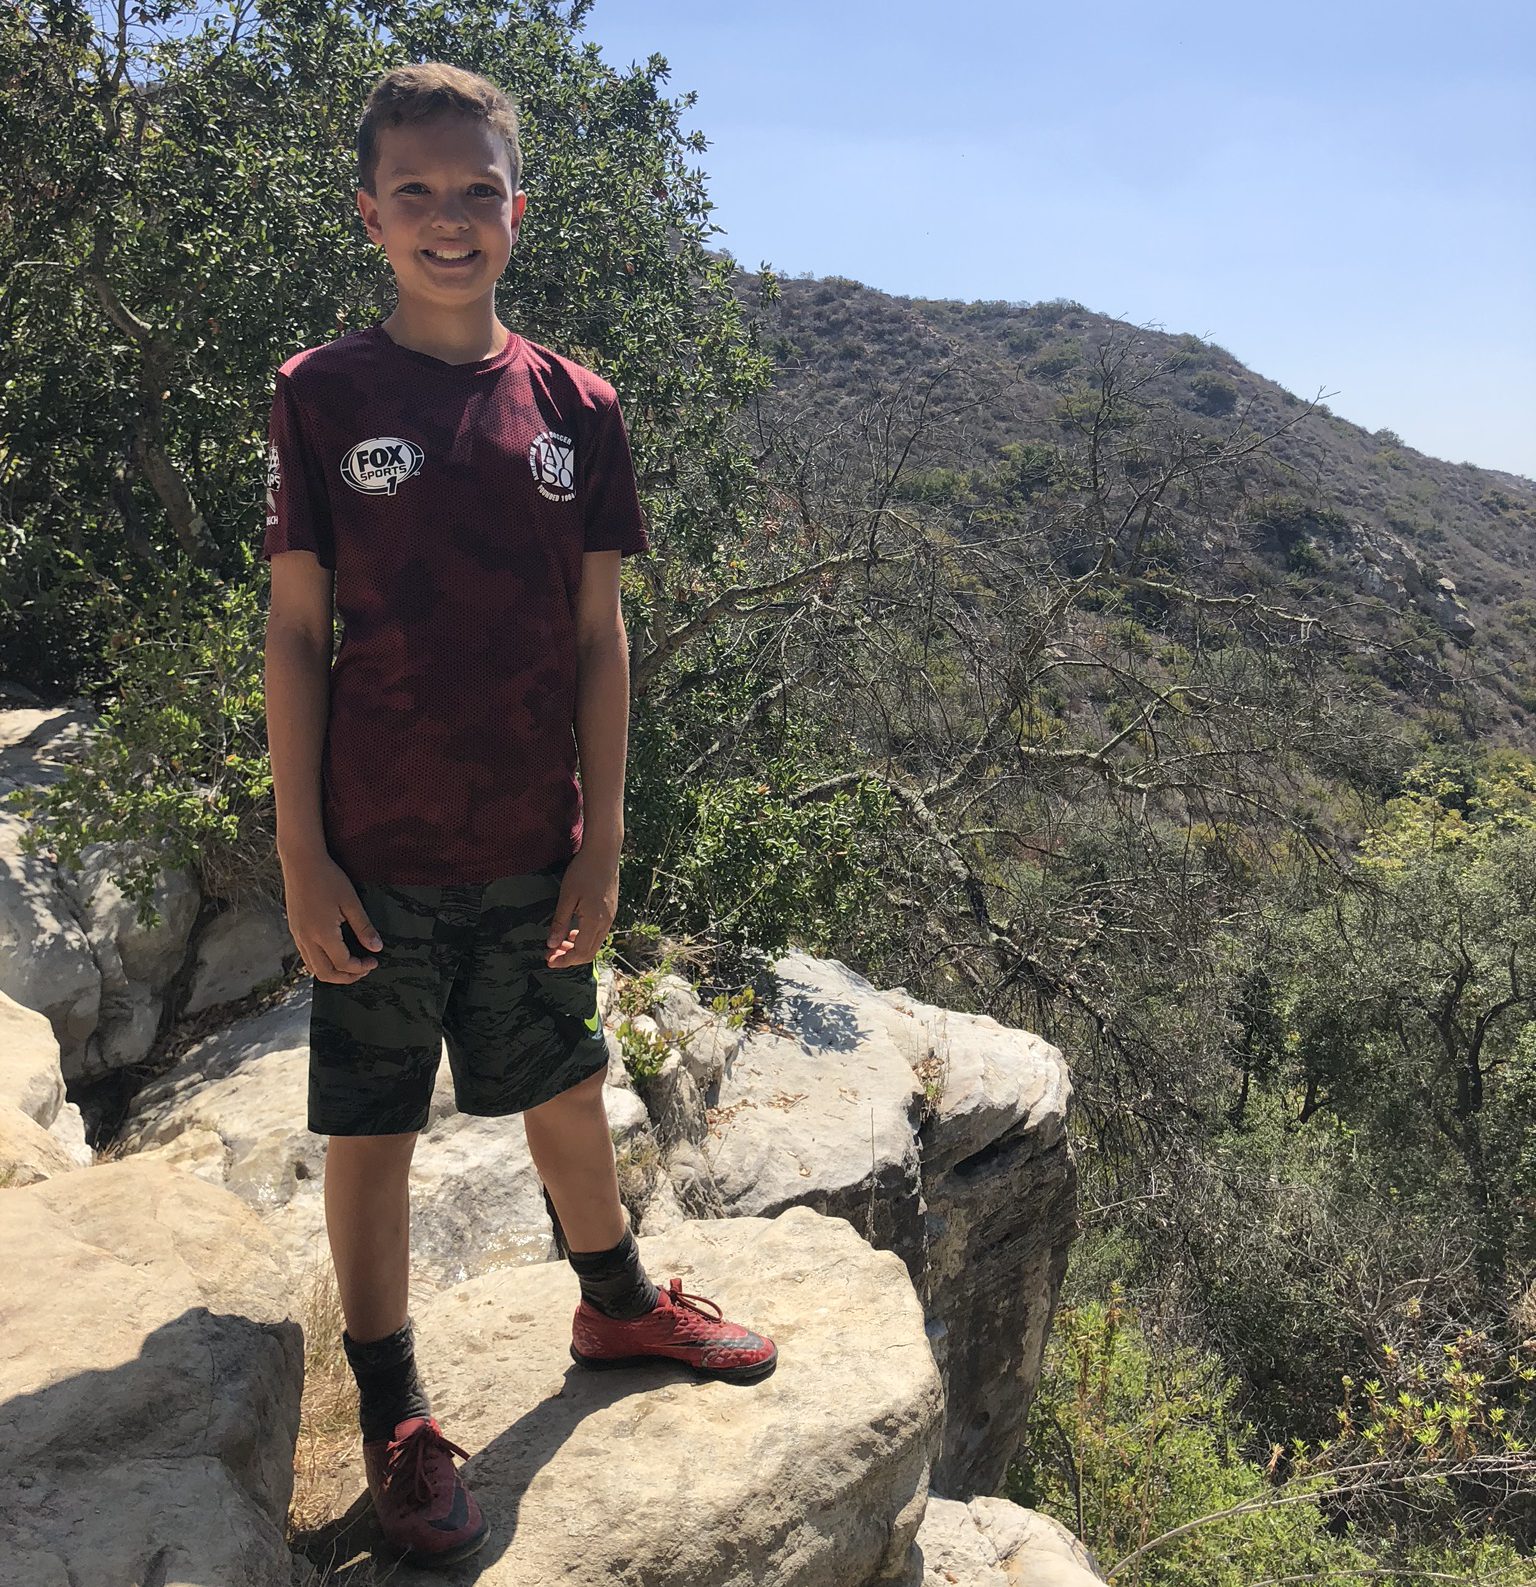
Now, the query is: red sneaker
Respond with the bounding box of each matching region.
[362,1415,488,1568]
[571,1277,778,1382]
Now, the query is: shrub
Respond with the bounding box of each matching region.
[1190,372,1239,417]
[1028,339,1082,382]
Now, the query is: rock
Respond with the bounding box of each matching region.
[0,1460,301,1587]
[650,970,741,1092]
[1331,523,1476,643]
[644,1049,711,1151]
[0,809,101,1081]
[96,978,163,1070]
[0,1158,304,1585]
[0,988,66,1127]
[706,951,1077,1498]
[183,901,294,1016]
[917,1494,1103,1584]
[905,992,1077,1499]
[54,838,201,995]
[0,1102,78,1185]
[706,953,926,1269]
[47,1100,93,1166]
[120,980,654,1292]
[310,1206,943,1586]
[0,702,98,798]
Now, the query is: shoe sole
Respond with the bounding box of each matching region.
[394,1521,490,1569]
[570,1342,778,1384]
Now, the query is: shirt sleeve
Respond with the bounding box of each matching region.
[261,368,336,569]
[580,391,651,557]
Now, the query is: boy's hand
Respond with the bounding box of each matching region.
[547,846,618,968]
[280,849,384,983]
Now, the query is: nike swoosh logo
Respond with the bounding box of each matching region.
[430,1482,470,1533]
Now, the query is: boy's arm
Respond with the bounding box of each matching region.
[261,368,339,863]
[266,553,334,862]
[572,548,630,859]
[573,389,650,859]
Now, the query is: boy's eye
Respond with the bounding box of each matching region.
[396,183,502,197]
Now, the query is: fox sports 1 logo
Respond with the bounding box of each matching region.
[342,436,426,496]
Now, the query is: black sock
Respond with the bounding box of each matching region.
[343,1318,434,1443]
[567,1219,660,1319]
[542,1182,569,1260]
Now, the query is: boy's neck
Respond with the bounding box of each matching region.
[379,298,513,366]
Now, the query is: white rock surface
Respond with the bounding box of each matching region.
[47,1100,93,1166]
[0,1102,78,1185]
[55,838,201,994]
[0,988,66,1127]
[0,808,101,1081]
[0,1158,304,1585]
[183,900,294,1015]
[311,1205,943,1587]
[917,1494,1103,1584]
[707,950,1077,1496]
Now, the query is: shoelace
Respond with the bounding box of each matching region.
[663,1277,729,1337]
[384,1420,470,1508]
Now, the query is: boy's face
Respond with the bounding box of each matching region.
[357,113,526,304]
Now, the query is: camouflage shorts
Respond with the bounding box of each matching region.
[308,857,607,1136]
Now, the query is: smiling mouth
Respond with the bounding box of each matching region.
[421,249,480,263]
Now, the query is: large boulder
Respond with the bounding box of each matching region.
[0,806,102,1081]
[119,977,654,1292]
[0,1158,305,1585]
[0,988,87,1183]
[0,702,282,1084]
[700,951,1077,1497]
[0,988,66,1127]
[0,1102,79,1186]
[305,1205,943,1587]
[917,1494,1104,1584]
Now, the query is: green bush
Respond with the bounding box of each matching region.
[1189,372,1239,417]
[1029,338,1083,382]
[1013,1284,1533,1585]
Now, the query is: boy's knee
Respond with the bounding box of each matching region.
[325,1130,420,1175]
[531,1067,606,1116]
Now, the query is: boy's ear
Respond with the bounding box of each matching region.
[357,189,382,245]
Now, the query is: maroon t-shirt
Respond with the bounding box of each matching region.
[261,322,650,885]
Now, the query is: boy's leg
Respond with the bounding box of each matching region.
[523,1067,624,1253]
[523,1069,659,1319]
[324,1130,418,1341]
[325,1130,435,1438]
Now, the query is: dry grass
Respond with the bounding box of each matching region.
[613,1128,662,1216]
[288,1258,362,1537]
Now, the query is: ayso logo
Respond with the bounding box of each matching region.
[342,436,426,496]
[529,429,576,502]
[265,440,282,528]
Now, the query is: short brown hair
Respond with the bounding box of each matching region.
[356,62,522,197]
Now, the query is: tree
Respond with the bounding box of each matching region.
[4,0,901,975]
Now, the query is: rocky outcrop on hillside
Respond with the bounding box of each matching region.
[701,952,1076,1498]
[1327,521,1477,641]
[0,698,1096,1582]
[115,947,1076,1500]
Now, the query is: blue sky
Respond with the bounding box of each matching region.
[579,1,1535,480]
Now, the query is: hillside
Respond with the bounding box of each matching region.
[735,271,1536,744]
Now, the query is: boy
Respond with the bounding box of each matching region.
[261,62,776,1569]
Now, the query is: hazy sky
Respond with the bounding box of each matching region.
[580,0,1535,480]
